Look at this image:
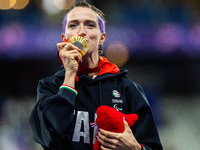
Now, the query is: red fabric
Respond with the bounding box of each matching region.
[94,105,138,150]
[75,56,120,82]
[97,56,120,76]
[62,39,69,43]
[139,144,145,150]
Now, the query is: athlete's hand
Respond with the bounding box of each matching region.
[57,42,82,73]
[57,42,83,87]
[97,118,141,150]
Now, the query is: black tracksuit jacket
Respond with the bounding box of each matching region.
[29,65,163,150]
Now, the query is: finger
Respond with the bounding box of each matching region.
[123,117,130,130]
[59,48,82,63]
[100,145,109,150]
[57,42,66,52]
[98,131,111,143]
[98,130,119,149]
[97,135,113,149]
[63,44,82,62]
[65,43,81,52]
[57,42,81,52]
[64,45,69,50]
[66,52,82,63]
[99,128,119,139]
[101,144,112,150]
[72,52,82,63]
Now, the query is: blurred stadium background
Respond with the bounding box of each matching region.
[0,0,200,149]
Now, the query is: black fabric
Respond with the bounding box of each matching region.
[29,66,163,150]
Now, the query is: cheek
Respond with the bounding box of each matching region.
[89,32,101,42]
[87,34,100,47]
[65,33,74,38]
[65,30,77,38]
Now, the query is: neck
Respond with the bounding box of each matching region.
[78,55,102,78]
[80,54,100,68]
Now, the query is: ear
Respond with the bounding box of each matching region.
[61,33,66,41]
[99,32,106,45]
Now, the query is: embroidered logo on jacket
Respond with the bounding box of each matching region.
[112,90,120,98]
[113,104,123,111]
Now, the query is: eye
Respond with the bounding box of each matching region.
[69,24,76,28]
[88,24,95,27]
[86,23,96,29]
[68,23,78,29]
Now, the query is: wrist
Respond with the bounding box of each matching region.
[65,70,77,76]
[139,144,144,150]
[60,85,78,95]
[131,143,143,150]
[63,71,77,87]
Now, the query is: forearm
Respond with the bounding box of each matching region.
[63,71,77,88]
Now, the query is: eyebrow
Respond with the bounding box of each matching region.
[63,15,105,33]
[67,20,79,25]
[84,20,97,25]
[68,19,97,24]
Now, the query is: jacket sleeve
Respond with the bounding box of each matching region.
[127,81,163,150]
[29,78,77,148]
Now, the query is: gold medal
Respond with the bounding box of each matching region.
[68,36,88,56]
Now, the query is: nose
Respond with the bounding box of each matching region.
[78,25,86,37]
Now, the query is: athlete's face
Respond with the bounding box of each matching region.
[62,7,106,55]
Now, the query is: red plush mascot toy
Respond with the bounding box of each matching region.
[92,105,138,150]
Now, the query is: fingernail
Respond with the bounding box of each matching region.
[98,129,100,132]
[96,136,98,139]
[78,48,82,51]
[124,117,126,120]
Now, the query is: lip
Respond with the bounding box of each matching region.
[85,39,89,43]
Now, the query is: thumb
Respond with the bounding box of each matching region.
[123,117,130,131]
